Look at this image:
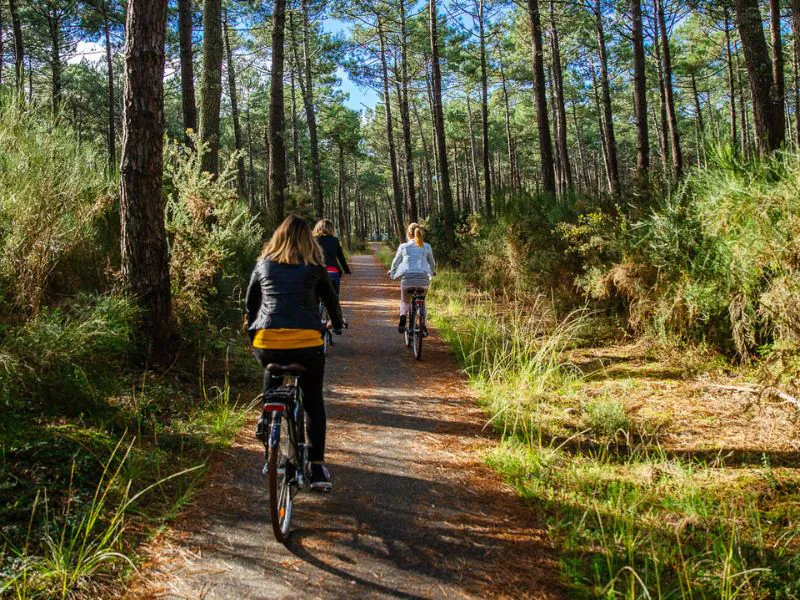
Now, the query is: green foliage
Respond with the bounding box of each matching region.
[426,191,588,301]
[0,97,116,315]
[163,135,263,328]
[585,149,800,359]
[0,294,139,410]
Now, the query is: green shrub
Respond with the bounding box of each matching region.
[0,294,138,409]
[163,135,263,327]
[0,97,116,315]
[586,148,800,358]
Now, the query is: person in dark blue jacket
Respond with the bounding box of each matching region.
[312,219,351,297]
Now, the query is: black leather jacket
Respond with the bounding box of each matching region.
[316,235,351,274]
[245,259,344,340]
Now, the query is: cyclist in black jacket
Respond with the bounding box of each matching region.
[312,219,351,297]
[246,214,344,491]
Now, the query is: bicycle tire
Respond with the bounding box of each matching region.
[267,413,293,543]
[413,305,423,360]
[404,306,413,348]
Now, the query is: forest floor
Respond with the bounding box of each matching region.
[128,249,565,599]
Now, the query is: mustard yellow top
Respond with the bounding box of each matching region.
[252,328,323,350]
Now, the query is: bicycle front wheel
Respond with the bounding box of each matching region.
[267,413,294,543]
[413,308,423,360]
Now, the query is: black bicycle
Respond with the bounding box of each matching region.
[256,363,310,543]
[318,302,334,353]
[403,287,427,360]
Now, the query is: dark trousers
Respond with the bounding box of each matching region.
[253,346,327,462]
[327,270,341,297]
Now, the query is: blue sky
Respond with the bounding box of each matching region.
[324,17,380,113]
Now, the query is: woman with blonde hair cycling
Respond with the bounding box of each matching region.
[388,223,436,333]
[246,214,344,491]
[312,219,351,297]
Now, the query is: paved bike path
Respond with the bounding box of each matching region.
[132,248,564,599]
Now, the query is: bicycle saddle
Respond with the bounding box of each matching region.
[406,287,427,295]
[266,363,307,376]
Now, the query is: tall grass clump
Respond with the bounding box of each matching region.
[1,439,201,599]
[429,271,587,442]
[0,96,116,315]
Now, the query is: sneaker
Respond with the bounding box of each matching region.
[398,315,407,333]
[310,463,332,492]
[422,326,429,338]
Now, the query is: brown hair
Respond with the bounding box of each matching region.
[312,219,335,237]
[407,222,424,247]
[260,214,324,266]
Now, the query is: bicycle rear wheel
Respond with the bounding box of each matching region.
[404,306,413,348]
[413,306,423,360]
[267,413,294,543]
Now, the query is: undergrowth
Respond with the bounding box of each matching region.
[427,268,800,599]
[0,97,263,598]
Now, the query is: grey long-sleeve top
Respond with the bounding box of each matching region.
[389,240,436,284]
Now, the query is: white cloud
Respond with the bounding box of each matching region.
[68,40,105,65]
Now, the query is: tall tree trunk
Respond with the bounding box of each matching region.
[549,0,572,193]
[769,0,785,136]
[652,8,670,176]
[425,66,442,211]
[734,0,785,153]
[413,102,435,219]
[724,7,739,151]
[526,0,556,195]
[398,0,418,223]
[691,72,705,134]
[200,0,223,175]
[178,0,197,145]
[9,0,23,93]
[120,0,172,352]
[337,145,345,240]
[378,17,405,240]
[594,0,620,195]
[793,0,800,145]
[631,0,649,195]
[572,100,589,193]
[547,64,563,194]
[102,0,116,169]
[736,50,752,156]
[590,59,613,193]
[429,0,456,250]
[48,10,62,115]
[498,54,517,196]
[465,92,481,213]
[656,0,682,178]
[478,0,492,216]
[224,10,247,199]
[246,107,255,210]
[299,0,323,218]
[268,0,287,230]
[288,11,303,185]
[0,1,3,86]
[263,120,271,208]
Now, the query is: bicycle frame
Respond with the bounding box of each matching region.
[263,376,309,488]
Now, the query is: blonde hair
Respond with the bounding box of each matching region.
[260,214,324,266]
[313,219,335,237]
[407,222,424,247]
